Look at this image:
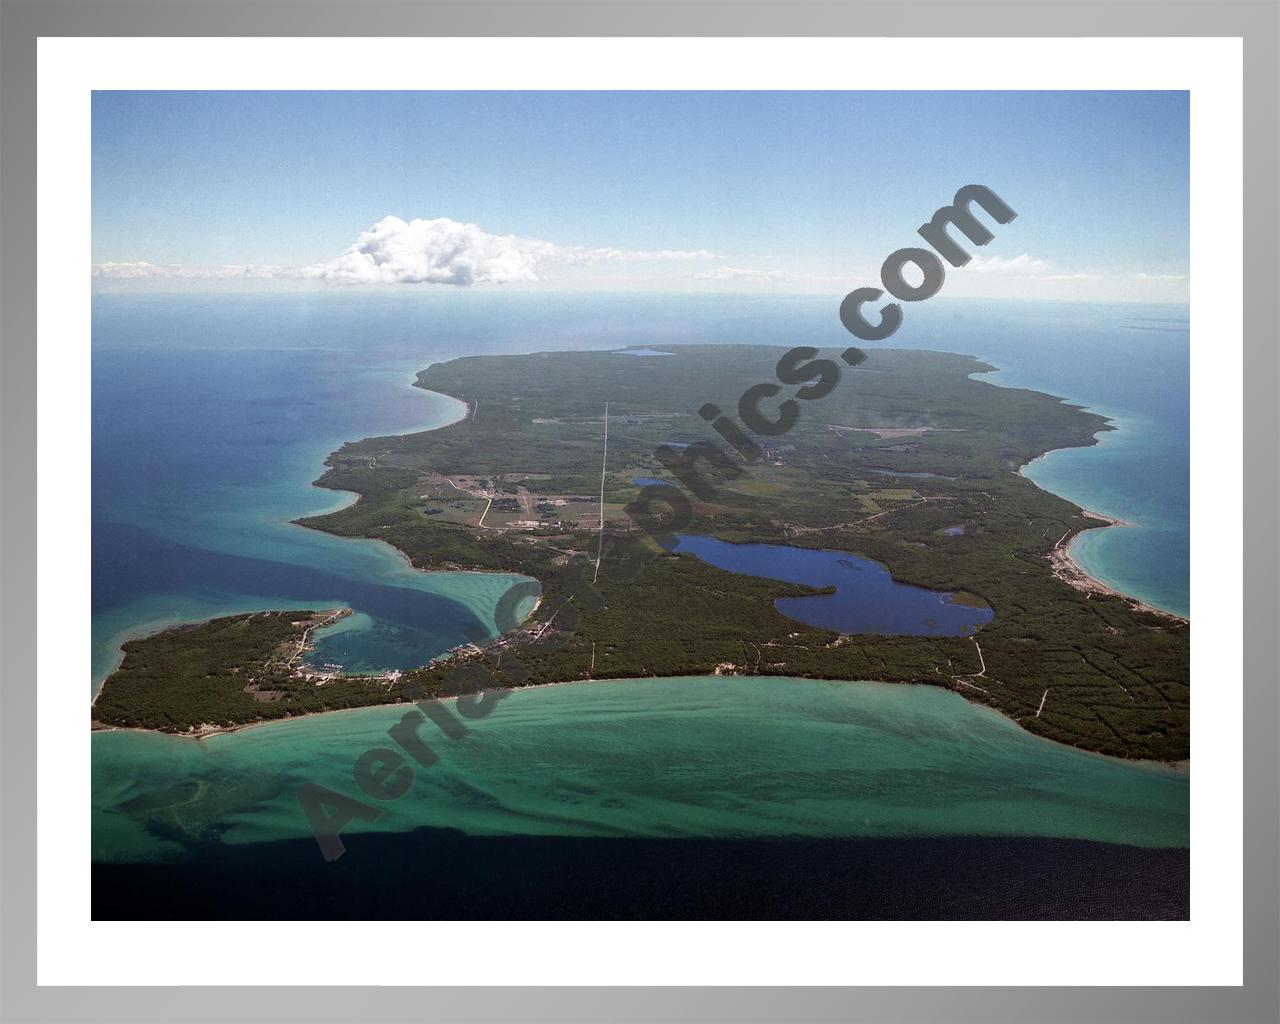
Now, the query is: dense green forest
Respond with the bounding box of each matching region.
[92,611,406,732]
[93,345,1189,760]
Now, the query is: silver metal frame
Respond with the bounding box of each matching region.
[1,2,1275,1020]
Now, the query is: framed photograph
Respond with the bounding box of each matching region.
[2,2,1276,1021]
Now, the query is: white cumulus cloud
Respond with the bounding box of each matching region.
[301,216,558,286]
[300,216,719,286]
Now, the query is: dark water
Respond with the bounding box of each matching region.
[671,534,993,636]
[92,832,1188,921]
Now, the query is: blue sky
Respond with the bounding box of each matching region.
[92,90,1189,301]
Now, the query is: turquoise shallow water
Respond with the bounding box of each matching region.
[92,293,1189,860]
[1018,415,1187,617]
[92,676,1188,863]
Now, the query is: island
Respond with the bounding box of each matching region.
[92,345,1189,761]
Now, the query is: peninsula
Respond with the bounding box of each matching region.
[92,345,1189,761]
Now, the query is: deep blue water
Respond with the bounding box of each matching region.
[671,534,992,636]
[91,299,542,684]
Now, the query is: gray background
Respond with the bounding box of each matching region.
[1,1,1276,1021]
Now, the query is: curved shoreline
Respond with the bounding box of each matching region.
[1018,449,1187,624]
[91,379,483,700]
[1049,528,1186,624]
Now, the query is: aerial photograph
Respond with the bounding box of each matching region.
[90,90,1190,920]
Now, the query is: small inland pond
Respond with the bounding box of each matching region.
[670,534,992,637]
